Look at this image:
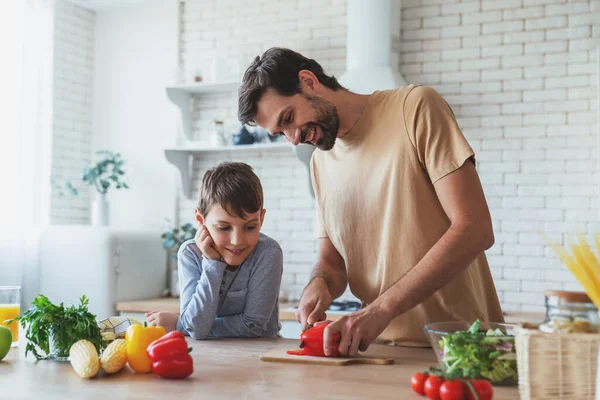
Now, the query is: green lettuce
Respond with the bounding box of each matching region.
[438,320,518,383]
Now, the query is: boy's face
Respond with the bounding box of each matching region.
[196,204,266,266]
[254,88,340,151]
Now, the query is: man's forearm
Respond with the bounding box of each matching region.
[373,223,493,318]
[309,261,347,299]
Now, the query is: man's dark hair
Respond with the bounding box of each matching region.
[198,162,263,218]
[238,47,346,126]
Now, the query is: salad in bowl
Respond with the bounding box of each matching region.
[423,320,518,385]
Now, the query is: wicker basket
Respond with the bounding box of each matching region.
[515,325,600,400]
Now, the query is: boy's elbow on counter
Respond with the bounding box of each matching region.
[188,330,210,340]
[244,319,266,337]
[181,315,210,340]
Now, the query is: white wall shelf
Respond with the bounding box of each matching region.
[165,142,292,199]
[165,80,316,199]
[165,81,240,140]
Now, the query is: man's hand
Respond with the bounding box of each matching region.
[195,225,222,261]
[146,311,179,332]
[322,305,393,356]
[296,277,332,331]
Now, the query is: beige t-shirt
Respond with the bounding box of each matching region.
[310,85,504,347]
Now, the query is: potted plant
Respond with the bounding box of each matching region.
[161,222,197,297]
[54,150,129,226]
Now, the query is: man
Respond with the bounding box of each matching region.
[238,48,504,355]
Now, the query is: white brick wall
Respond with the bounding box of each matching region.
[401,0,598,312]
[50,0,95,224]
[180,0,598,310]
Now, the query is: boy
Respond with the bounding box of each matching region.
[146,162,283,339]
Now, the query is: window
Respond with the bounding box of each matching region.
[0,0,52,240]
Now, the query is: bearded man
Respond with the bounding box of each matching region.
[238,48,504,354]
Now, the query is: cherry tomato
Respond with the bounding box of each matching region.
[466,379,494,400]
[410,371,429,395]
[424,375,444,400]
[439,379,465,400]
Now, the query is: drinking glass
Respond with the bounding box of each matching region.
[0,286,21,347]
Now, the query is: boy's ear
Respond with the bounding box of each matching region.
[194,209,205,226]
[259,209,266,228]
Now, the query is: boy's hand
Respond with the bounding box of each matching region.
[195,225,222,261]
[146,311,179,332]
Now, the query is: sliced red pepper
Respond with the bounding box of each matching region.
[287,322,341,357]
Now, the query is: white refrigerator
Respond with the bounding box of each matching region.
[38,226,168,320]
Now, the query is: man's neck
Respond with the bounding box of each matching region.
[329,90,371,138]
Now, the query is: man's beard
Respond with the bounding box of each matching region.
[300,94,340,151]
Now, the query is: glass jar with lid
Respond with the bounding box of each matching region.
[539,290,599,333]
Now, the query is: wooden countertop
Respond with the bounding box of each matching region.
[1,338,519,399]
[117,297,180,314]
[117,297,545,324]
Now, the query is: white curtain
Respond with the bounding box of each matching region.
[0,0,54,307]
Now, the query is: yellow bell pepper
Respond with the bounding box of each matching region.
[125,324,166,373]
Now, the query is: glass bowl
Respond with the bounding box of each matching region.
[423,321,518,386]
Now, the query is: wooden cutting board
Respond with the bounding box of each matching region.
[259,348,395,366]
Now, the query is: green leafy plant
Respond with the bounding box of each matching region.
[161,222,197,259]
[53,150,129,196]
[50,177,79,196]
[10,294,106,360]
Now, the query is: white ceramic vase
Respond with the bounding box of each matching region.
[91,193,109,226]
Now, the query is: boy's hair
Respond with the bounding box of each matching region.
[198,162,263,218]
[238,47,346,126]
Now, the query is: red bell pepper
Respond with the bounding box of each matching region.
[146,330,194,379]
[147,330,185,351]
[287,322,342,357]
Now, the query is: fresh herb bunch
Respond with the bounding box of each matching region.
[10,294,106,360]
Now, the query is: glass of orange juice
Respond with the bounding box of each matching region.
[0,286,21,347]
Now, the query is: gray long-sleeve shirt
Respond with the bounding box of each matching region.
[176,233,283,339]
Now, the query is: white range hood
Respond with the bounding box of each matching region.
[338,0,408,94]
[296,0,408,197]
